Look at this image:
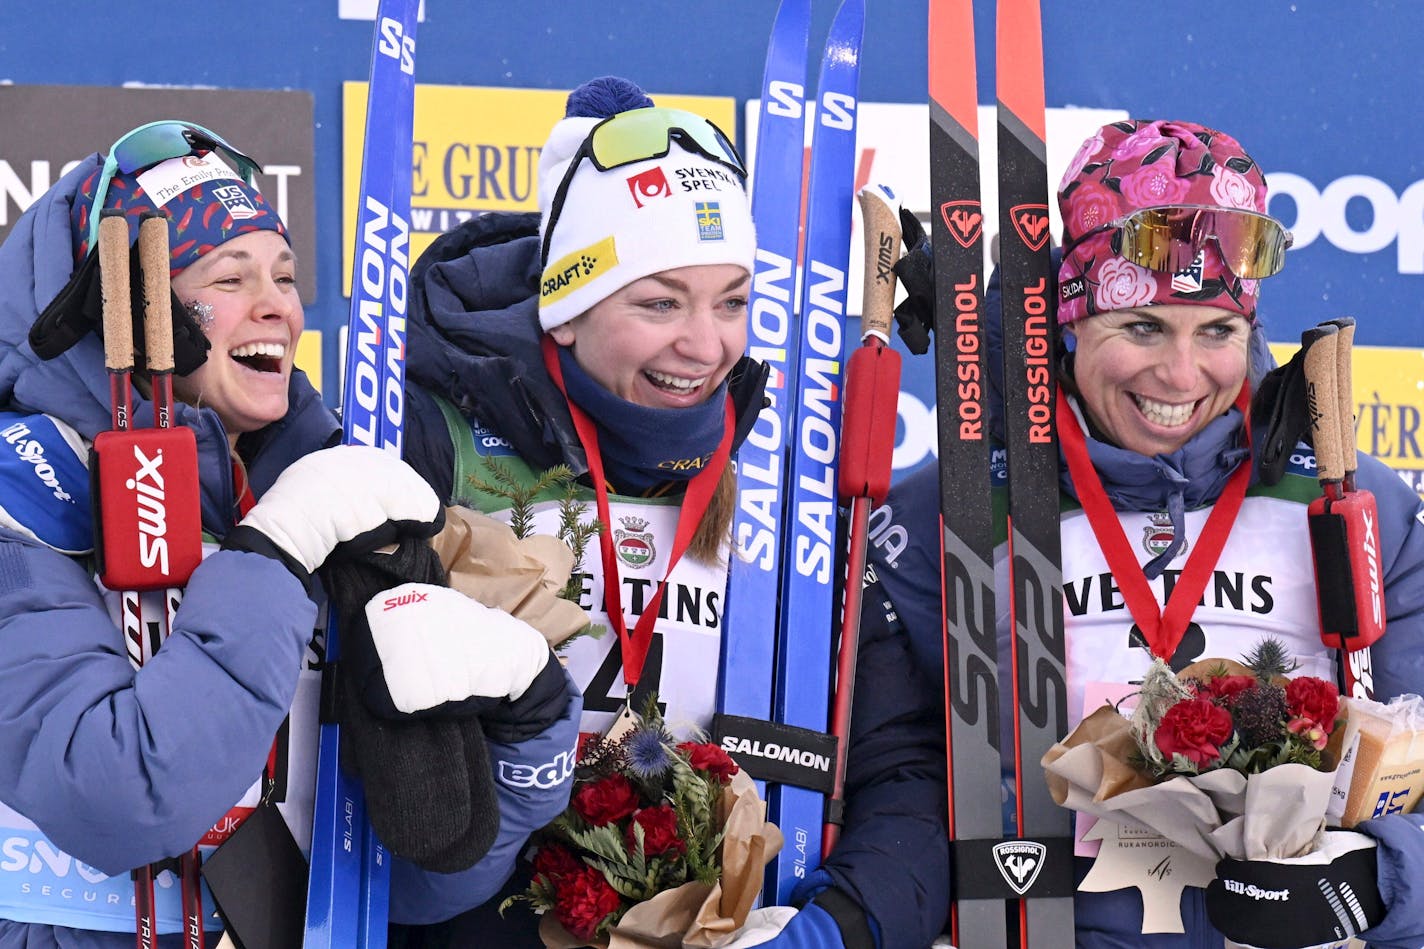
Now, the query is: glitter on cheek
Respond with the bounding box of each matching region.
[184,299,214,330]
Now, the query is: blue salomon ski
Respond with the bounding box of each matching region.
[719,0,810,756]
[767,0,865,903]
[304,2,418,947]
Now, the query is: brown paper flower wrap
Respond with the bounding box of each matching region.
[505,698,783,948]
[428,504,591,647]
[1043,643,1353,864]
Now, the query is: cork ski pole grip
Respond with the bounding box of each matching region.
[137,214,174,374]
[97,210,133,372]
[856,184,902,344]
[1327,317,1358,482]
[1302,323,1344,485]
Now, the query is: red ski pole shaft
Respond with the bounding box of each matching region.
[98,210,159,949]
[137,213,205,949]
[823,185,902,855]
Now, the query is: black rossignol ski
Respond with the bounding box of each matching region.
[995,0,1076,943]
[926,1,1007,945]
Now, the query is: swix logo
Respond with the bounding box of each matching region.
[992,841,1045,895]
[1362,508,1383,625]
[873,230,896,286]
[626,167,672,207]
[940,200,983,248]
[127,445,169,575]
[498,745,576,789]
[1010,203,1051,251]
[377,16,416,74]
[382,589,430,611]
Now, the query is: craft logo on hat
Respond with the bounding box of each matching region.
[1170,249,1206,293]
[626,167,672,208]
[695,202,724,242]
[211,183,261,221]
[135,152,242,208]
[541,235,620,306]
[614,515,655,569]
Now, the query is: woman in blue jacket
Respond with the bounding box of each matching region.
[876,119,1424,947]
[0,120,580,947]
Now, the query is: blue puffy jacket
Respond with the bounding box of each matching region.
[0,156,580,948]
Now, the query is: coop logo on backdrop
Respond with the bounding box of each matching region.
[1268,171,1424,274]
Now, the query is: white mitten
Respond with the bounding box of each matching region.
[235,444,440,574]
[366,582,553,714]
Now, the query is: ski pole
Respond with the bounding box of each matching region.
[1305,319,1382,699]
[136,212,205,949]
[96,209,159,949]
[822,184,902,855]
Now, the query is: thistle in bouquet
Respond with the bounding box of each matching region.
[1044,637,1350,866]
[505,695,782,948]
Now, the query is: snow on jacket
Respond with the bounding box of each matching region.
[0,156,579,947]
[398,211,949,949]
[867,266,1424,948]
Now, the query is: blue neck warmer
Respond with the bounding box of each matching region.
[557,346,728,494]
[1062,394,1251,579]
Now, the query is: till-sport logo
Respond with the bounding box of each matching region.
[992,841,1045,896]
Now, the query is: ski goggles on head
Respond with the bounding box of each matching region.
[540,107,746,265]
[84,120,264,255]
[1066,204,1293,279]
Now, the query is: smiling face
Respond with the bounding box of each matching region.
[170,230,302,439]
[547,263,749,409]
[1067,304,1251,456]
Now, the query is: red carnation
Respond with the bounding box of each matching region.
[678,741,740,783]
[1201,675,1256,704]
[571,774,641,827]
[531,842,582,888]
[1286,676,1341,749]
[627,804,686,857]
[553,865,624,941]
[1155,697,1234,768]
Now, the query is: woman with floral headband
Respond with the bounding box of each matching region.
[390,76,946,949]
[0,120,578,947]
[876,119,1424,947]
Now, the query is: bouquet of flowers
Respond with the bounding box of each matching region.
[1043,638,1350,864]
[505,697,782,948]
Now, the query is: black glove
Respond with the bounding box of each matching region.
[29,238,211,374]
[891,206,934,355]
[1205,831,1385,948]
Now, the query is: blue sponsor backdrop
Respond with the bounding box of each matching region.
[0,1,1418,479]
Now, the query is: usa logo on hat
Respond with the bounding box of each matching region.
[211,183,260,221]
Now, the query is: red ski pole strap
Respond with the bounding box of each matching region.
[542,335,735,689]
[1057,384,1252,662]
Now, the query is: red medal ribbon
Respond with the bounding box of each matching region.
[1056,384,1252,661]
[542,335,734,688]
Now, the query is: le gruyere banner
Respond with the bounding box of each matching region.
[341,83,736,295]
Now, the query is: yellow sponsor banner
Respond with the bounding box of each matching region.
[341,83,736,295]
[1269,342,1424,495]
[295,329,322,393]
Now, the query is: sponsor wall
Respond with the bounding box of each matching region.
[0,1,1419,489]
